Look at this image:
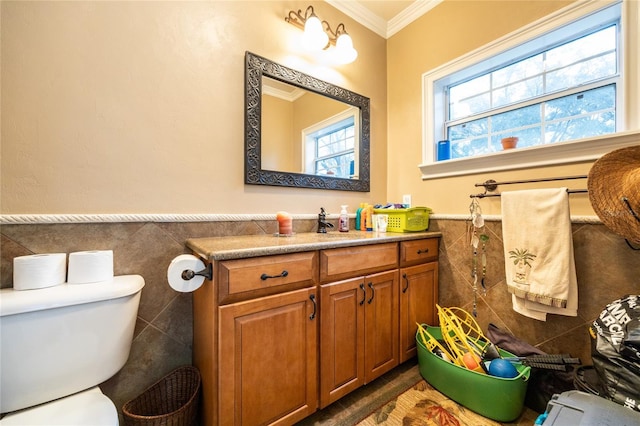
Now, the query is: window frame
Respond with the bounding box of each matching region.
[419,0,640,180]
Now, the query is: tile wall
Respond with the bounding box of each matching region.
[1,217,638,419]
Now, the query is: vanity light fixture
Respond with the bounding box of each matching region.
[285,5,358,64]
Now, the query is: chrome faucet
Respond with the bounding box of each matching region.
[317,207,335,233]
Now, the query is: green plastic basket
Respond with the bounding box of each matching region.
[416,325,530,422]
[373,207,431,232]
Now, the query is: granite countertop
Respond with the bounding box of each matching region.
[186,231,442,261]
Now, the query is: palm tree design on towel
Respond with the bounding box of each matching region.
[509,248,537,284]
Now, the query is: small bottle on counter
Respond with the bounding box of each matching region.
[366,204,374,231]
[339,205,349,232]
[362,203,369,230]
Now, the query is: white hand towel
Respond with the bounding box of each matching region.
[501,188,578,321]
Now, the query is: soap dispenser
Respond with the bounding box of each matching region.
[339,205,349,232]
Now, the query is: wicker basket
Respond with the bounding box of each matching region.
[122,366,201,426]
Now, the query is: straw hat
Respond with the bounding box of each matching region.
[588,145,640,244]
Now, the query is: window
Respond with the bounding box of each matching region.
[304,108,359,178]
[420,1,639,179]
[445,24,618,159]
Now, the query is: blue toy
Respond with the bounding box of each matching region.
[488,358,519,378]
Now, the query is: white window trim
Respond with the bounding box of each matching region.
[419,0,639,180]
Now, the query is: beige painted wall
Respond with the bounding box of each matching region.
[3,0,632,218]
[386,0,607,216]
[0,1,387,215]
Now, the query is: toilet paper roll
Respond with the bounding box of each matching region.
[167,254,206,292]
[13,253,67,291]
[67,250,114,284]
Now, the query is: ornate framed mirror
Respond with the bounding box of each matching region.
[245,51,370,191]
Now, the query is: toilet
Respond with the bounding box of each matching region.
[0,275,145,424]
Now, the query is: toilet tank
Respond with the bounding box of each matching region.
[0,275,144,414]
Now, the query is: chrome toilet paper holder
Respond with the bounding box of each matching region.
[181,263,212,281]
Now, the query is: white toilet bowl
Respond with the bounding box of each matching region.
[0,387,117,425]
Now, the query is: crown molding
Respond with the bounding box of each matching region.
[326,0,442,39]
[325,0,388,38]
[387,0,443,38]
[262,84,306,102]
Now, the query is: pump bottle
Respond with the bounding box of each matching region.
[339,205,349,232]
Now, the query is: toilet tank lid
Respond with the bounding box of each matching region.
[0,275,145,317]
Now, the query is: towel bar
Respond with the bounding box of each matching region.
[474,175,587,189]
[470,189,588,199]
[470,175,588,198]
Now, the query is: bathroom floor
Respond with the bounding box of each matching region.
[297,359,540,426]
[297,360,422,426]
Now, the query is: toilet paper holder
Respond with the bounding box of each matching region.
[181,263,213,281]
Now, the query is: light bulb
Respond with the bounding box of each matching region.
[335,33,358,64]
[302,15,329,51]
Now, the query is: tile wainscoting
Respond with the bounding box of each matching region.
[1,216,638,420]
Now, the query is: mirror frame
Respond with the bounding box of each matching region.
[245,51,370,192]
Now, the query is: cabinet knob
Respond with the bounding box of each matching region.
[359,283,366,306]
[417,248,429,255]
[402,273,409,293]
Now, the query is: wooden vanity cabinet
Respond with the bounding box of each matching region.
[318,244,399,408]
[192,236,439,425]
[399,238,439,362]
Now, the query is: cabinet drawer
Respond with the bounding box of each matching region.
[400,238,439,266]
[218,252,318,303]
[320,243,398,282]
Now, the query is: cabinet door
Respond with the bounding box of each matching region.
[364,270,399,383]
[319,277,366,408]
[399,262,438,362]
[219,287,318,426]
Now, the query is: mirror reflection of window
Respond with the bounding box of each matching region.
[302,108,359,178]
[261,77,359,178]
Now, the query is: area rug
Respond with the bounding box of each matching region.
[356,380,540,426]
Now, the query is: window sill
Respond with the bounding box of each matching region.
[418,130,640,180]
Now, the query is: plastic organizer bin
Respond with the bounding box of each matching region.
[373,207,431,232]
[416,325,530,422]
